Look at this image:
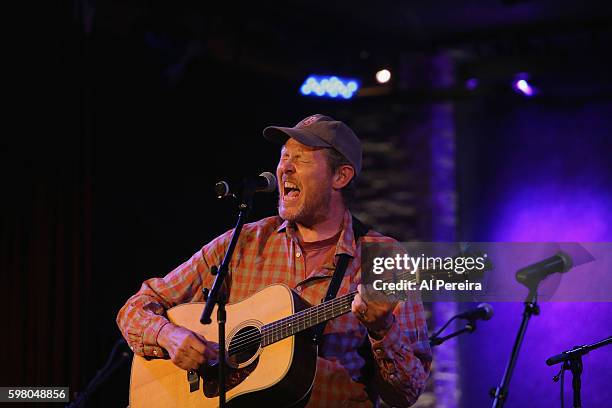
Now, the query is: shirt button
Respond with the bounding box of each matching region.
[389,374,396,380]
[376,349,384,356]
[296,252,302,258]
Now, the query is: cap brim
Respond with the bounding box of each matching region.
[263,126,331,148]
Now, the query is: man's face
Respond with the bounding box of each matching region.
[276,138,335,226]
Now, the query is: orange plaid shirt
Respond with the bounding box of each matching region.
[117,211,431,407]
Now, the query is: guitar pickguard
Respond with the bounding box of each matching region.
[200,358,259,398]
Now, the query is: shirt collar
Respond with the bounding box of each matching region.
[276,219,289,233]
[335,210,357,258]
[276,210,358,258]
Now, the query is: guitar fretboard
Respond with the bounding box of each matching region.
[261,291,356,346]
[258,262,464,346]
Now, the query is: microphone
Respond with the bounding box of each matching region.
[215,172,277,198]
[515,251,573,286]
[455,303,494,321]
[546,336,612,366]
[546,346,585,366]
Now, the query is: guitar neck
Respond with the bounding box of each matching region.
[260,265,445,346]
[261,291,357,346]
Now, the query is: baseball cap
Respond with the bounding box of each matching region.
[263,114,362,176]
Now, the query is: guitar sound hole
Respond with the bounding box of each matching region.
[227,325,261,367]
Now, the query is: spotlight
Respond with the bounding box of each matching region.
[515,80,533,96]
[299,75,360,99]
[375,69,391,84]
[512,73,536,97]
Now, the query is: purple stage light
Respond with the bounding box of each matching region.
[516,79,534,96]
[465,78,478,90]
[512,73,536,97]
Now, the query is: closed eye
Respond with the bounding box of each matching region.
[279,153,311,163]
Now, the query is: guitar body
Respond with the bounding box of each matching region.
[129,284,317,407]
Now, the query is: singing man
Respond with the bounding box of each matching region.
[117,114,432,407]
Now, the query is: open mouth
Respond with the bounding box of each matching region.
[283,181,301,201]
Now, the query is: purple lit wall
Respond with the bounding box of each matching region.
[456,100,612,407]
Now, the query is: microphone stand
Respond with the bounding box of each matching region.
[546,335,612,408]
[66,338,132,408]
[429,316,477,347]
[490,287,540,408]
[199,184,256,408]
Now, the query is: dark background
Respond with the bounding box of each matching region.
[3,1,612,407]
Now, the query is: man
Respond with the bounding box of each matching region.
[117,114,431,407]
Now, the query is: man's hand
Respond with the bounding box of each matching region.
[157,324,219,371]
[352,284,397,340]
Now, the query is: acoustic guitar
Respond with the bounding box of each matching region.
[130,283,356,407]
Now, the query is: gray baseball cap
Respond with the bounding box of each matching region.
[263,114,362,177]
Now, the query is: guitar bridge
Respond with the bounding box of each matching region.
[187,369,200,392]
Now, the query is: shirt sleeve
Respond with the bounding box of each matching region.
[368,298,432,407]
[116,231,231,358]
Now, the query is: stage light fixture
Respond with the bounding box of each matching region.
[375,69,391,84]
[512,73,536,97]
[300,75,360,99]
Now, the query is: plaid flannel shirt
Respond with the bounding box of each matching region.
[117,210,431,407]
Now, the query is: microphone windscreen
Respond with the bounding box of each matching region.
[557,251,573,273]
[477,303,494,320]
[259,172,278,193]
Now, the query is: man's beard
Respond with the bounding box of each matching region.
[279,187,332,227]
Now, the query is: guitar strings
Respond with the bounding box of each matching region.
[226,294,355,354]
[225,271,419,354]
[225,272,420,355]
[227,296,356,356]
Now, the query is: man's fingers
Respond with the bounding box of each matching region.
[205,342,219,360]
[175,349,206,369]
[165,327,219,371]
[185,356,202,371]
[188,333,207,354]
[357,283,377,302]
[192,332,218,360]
[196,352,207,366]
[188,335,219,366]
[352,292,367,314]
[360,282,399,310]
[357,283,381,307]
[172,353,201,371]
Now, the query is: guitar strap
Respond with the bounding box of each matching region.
[312,215,369,349]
